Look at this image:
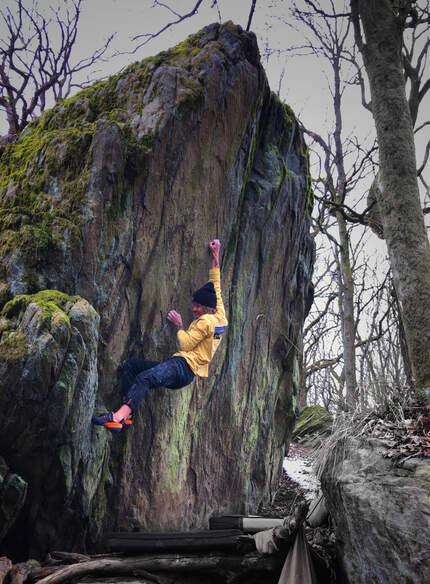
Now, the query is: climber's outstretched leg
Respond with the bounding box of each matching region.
[92,357,194,432]
[120,358,159,426]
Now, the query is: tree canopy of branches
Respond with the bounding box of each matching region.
[0,0,113,141]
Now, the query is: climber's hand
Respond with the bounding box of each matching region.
[167,310,183,329]
[209,239,221,257]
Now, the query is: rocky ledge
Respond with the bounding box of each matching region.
[320,411,430,583]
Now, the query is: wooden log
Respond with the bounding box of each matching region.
[110,569,172,584]
[9,560,40,584]
[28,566,64,583]
[210,515,285,533]
[0,557,12,584]
[49,552,91,564]
[35,552,281,584]
[40,566,172,584]
[107,529,243,553]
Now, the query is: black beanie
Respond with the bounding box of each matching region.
[192,282,217,308]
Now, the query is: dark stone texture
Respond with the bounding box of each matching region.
[0,293,101,558]
[321,436,430,583]
[0,457,27,542]
[292,405,332,442]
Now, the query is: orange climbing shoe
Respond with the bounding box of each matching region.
[91,412,123,433]
[122,417,133,428]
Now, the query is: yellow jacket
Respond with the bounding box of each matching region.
[174,267,228,376]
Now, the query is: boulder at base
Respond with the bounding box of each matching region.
[320,434,430,583]
[0,291,101,556]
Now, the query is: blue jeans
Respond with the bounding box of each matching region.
[121,357,195,412]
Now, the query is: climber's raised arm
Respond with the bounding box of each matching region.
[209,238,220,269]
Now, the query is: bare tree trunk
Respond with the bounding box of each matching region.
[336,213,358,408]
[353,0,430,392]
[391,283,414,388]
[332,45,358,408]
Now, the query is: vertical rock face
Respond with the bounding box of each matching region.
[0,23,313,556]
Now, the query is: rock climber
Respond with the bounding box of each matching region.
[92,239,228,432]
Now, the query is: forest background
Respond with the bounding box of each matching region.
[1,0,429,413]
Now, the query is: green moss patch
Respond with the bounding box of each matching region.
[282,103,296,126]
[0,120,94,284]
[293,405,332,442]
[300,143,313,214]
[146,33,204,70]
[1,289,81,328]
[0,331,28,362]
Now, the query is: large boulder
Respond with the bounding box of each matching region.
[0,22,313,557]
[0,291,101,556]
[320,429,430,583]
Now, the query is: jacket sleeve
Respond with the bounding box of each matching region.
[177,317,212,352]
[209,267,227,323]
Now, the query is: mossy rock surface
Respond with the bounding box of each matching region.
[293,405,333,441]
[0,289,100,555]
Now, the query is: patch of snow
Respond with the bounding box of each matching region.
[283,444,320,501]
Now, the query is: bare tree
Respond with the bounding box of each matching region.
[0,0,114,141]
[351,0,430,394]
[303,235,396,411]
[288,0,378,408]
[356,278,408,408]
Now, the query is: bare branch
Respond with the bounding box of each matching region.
[304,292,337,336]
[299,0,350,19]
[131,0,205,51]
[0,0,114,135]
[417,138,430,177]
[246,0,257,32]
[211,0,222,22]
